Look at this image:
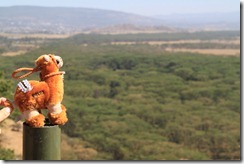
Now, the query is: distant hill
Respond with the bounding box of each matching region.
[89,24,180,34]
[0,6,173,34]
[153,12,240,31]
[0,6,239,34]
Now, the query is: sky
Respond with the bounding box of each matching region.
[0,0,240,16]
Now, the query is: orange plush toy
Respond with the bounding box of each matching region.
[0,54,68,127]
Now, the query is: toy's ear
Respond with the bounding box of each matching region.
[43,55,50,62]
[35,54,50,66]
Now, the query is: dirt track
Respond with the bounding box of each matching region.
[0,119,23,160]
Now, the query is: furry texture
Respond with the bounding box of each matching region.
[26,114,46,127]
[48,105,68,125]
[0,54,68,127]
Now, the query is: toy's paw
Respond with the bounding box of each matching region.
[26,114,45,127]
[48,105,68,125]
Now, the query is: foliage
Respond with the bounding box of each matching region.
[0,147,15,160]
[67,31,240,43]
[0,31,240,160]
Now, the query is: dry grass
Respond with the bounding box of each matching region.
[1,51,27,56]
[110,38,240,46]
[110,39,240,56]
[147,39,240,45]
[165,48,240,56]
[0,119,23,160]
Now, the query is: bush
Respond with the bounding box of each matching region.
[0,148,15,160]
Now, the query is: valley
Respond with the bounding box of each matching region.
[0,31,240,160]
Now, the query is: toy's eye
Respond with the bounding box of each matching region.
[54,55,63,68]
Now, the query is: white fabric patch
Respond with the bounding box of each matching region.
[18,79,32,93]
[23,110,40,120]
[48,103,62,114]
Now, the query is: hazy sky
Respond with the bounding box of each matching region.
[0,0,240,16]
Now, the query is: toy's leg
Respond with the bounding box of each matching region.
[23,110,45,127]
[48,104,68,125]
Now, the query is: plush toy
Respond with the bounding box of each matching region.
[0,54,68,127]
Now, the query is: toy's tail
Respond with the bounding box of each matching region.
[0,97,14,122]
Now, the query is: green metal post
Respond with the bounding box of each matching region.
[23,119,61,160]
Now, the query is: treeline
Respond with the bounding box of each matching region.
[0,32,240,160]
[65,31,240,44]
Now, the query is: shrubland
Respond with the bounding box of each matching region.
[0,31,240,160]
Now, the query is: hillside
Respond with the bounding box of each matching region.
[0,6,171,34]
[0,32,240,160]
[154,12,240,31]
[0,6,238,34]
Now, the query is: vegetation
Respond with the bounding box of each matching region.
[68,31,239,43]
[0,31,240,160]
[0,35,64,57]
[0,147,15,160]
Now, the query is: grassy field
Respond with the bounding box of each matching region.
[0,33,73,39]
[0,33,76,57]
[0,31,240,57]
[165,48,239,56]
[111,38,240,45]
[110,38,240,56]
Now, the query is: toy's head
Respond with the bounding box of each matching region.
[12,54,64,79]
[35,54,63,73]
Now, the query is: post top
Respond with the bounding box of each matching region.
[23,118,60,128]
